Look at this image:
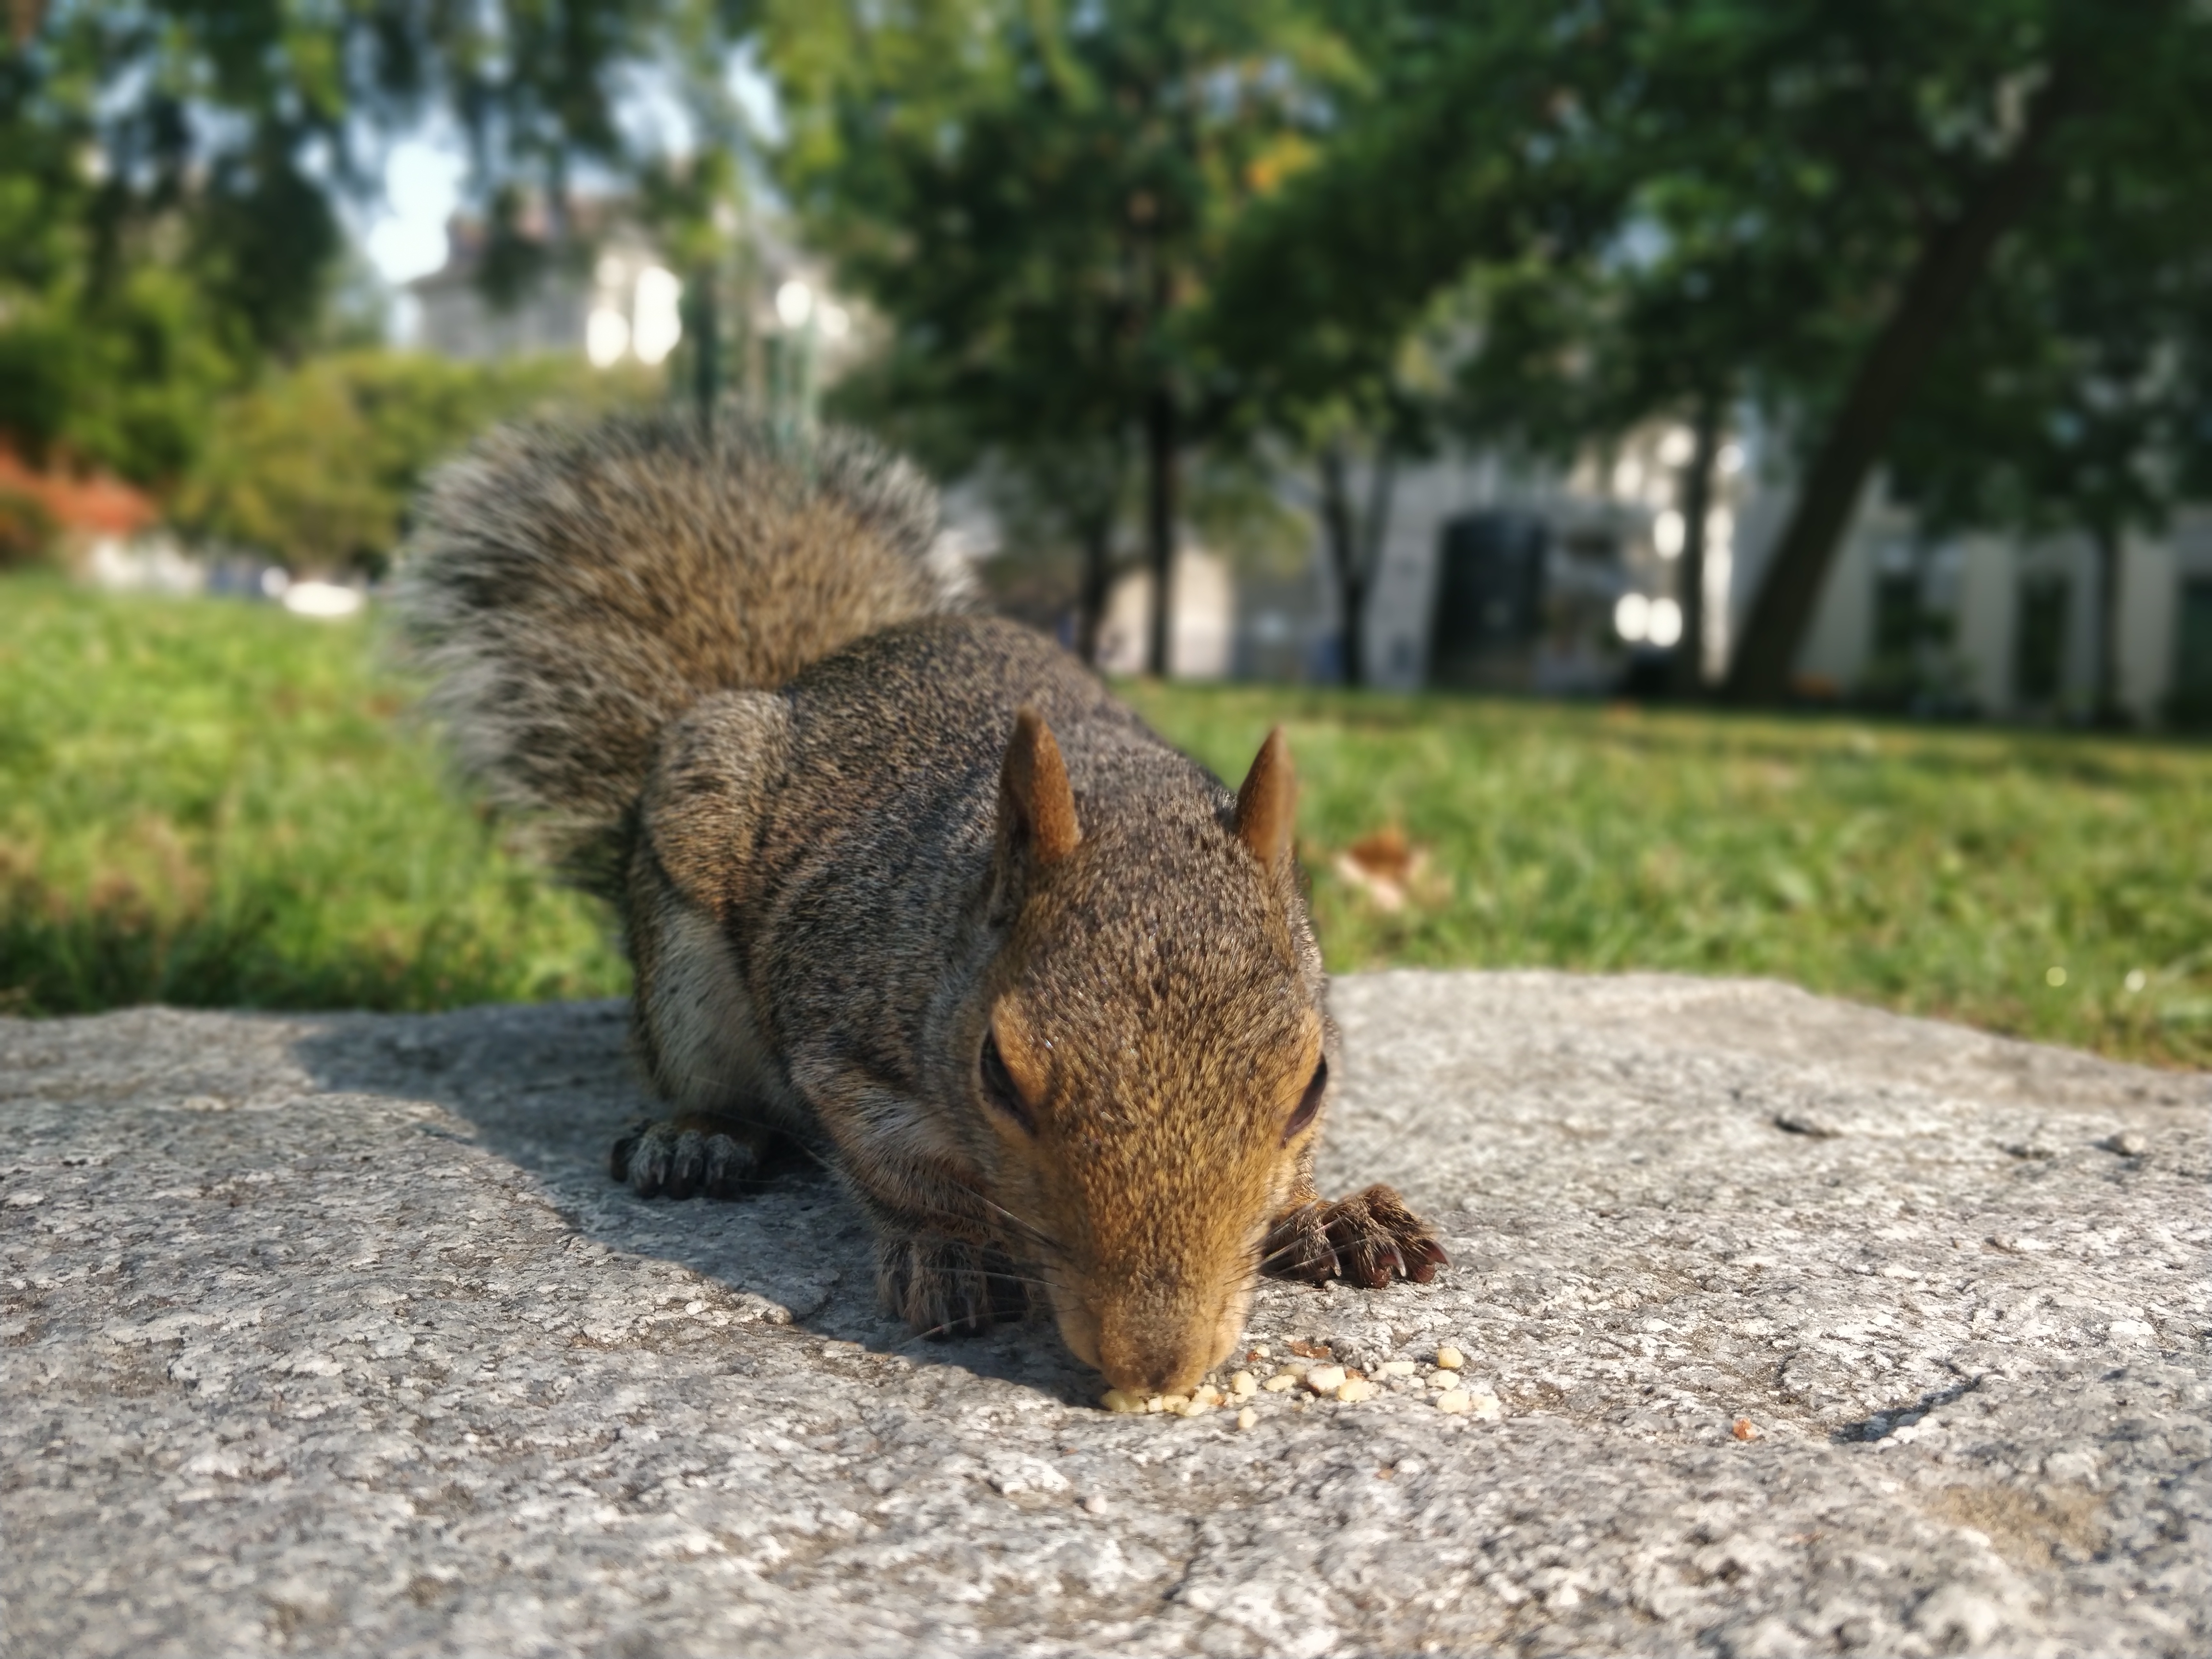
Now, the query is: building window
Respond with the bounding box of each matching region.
[2015,573,2069,707]
[1428,511,1548,690]
[2172,576,2212,728]
[1873,570,1921,663]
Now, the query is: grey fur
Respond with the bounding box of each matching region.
[392,409,971,894]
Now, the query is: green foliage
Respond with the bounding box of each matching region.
[1204,0,1611,451]
[0,201,250,487]
[174,350,660,575]
[1889,140,2212,547]
[765,0,1354,650]
[1130,681,2212,1070]
[0,0,722,486]
[772,0,1344,396]
[1206,0,2212,692]
[0,487,58,571]
[0,577,626,1016]
[1,4,343,479]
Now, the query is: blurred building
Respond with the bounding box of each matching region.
[1758,491,2212,728]
[1234,425,2212,727]
[0,441,158,544]
[1094,550,1236,680]
[1229,433,1707,701]
[396,212,2211,726]
[403,208,683,369]
[398,205,864,420]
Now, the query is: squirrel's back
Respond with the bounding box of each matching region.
[393,412,973,894]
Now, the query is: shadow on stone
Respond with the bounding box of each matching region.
[289,998,1102,1403]
[1831,1374,1986,1444]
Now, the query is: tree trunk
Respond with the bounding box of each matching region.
[1724,77,2075,703]
[1317,444,1360,685]
[690,265,720,427]
[1144,385,1178,678]
[1357,444,1396,686]
[1318,439,1399,688]
[1076,511,1114,667]
[2094,526,2123,724]
[1669,395,1722,697]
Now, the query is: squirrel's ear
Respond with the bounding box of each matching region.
[999,706,1082,865]
[1233,725,1296,868]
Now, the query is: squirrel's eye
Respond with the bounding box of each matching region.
[979,1032,1036,1135]
[1284,1058,1327,1142]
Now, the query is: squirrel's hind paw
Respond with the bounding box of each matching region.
[878,1236,1033,1339]
[609,1118,774,1201]
[1262,1184,1447,1290]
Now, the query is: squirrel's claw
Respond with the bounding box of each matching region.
[609,1118,771,1201]
[1262,1184,1446,1290]
[878,1235,1033,1338]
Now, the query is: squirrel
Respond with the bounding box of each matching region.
[396,410,1443,1398]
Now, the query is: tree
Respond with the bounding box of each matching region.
[973,439,1135,661]
[1,0,720,489]
[1198,0,1520,684]
[995,440,1134,667]
[763,0,1349,673]
[1887,154,2212,721]
[174,350,659,576]
[1201,0,2212,702]
[1206,230,1445,689]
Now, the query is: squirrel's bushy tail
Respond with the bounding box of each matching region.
[394,410,972,894]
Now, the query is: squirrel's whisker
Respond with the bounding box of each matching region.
[961,1191,1071,1261]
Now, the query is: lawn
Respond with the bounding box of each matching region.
[1124,683,2212,1069]
[0,577,624,1016]
[4,577,2207,1067]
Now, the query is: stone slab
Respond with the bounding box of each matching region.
[2,971,2206,1658]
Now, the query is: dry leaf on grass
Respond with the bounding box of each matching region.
[1333,826,1431,913]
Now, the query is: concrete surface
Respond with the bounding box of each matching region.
[3,971,2206,1658]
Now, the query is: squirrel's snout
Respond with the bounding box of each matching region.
[1050,1272,1228,1395]
[1083,1290,1243,1398]
[1099,1332,1206,1397]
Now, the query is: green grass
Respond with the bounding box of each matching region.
[4,577,2207,1067]
[0,577,626,1015]
[1124,681,2212,1069]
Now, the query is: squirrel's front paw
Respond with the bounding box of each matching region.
[1262,1183,1447,1289]
[609,1117,773,1201]
[878,1236,1033,1339]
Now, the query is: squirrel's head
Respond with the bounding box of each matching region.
[958,708,1329,1398]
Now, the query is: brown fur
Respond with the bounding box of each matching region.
[1233,725,1297,868]
[396,411,1443,1396]
[999,709,1083,865]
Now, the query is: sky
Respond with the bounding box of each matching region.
[358,50,782,289]
[363,137,469,286]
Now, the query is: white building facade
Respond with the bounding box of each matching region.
[406,220,685,371]
[1248,427,2212,727]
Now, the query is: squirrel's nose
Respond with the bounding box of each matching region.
[1105,1348,1201,1398]
[1096,1310,1212,1397]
